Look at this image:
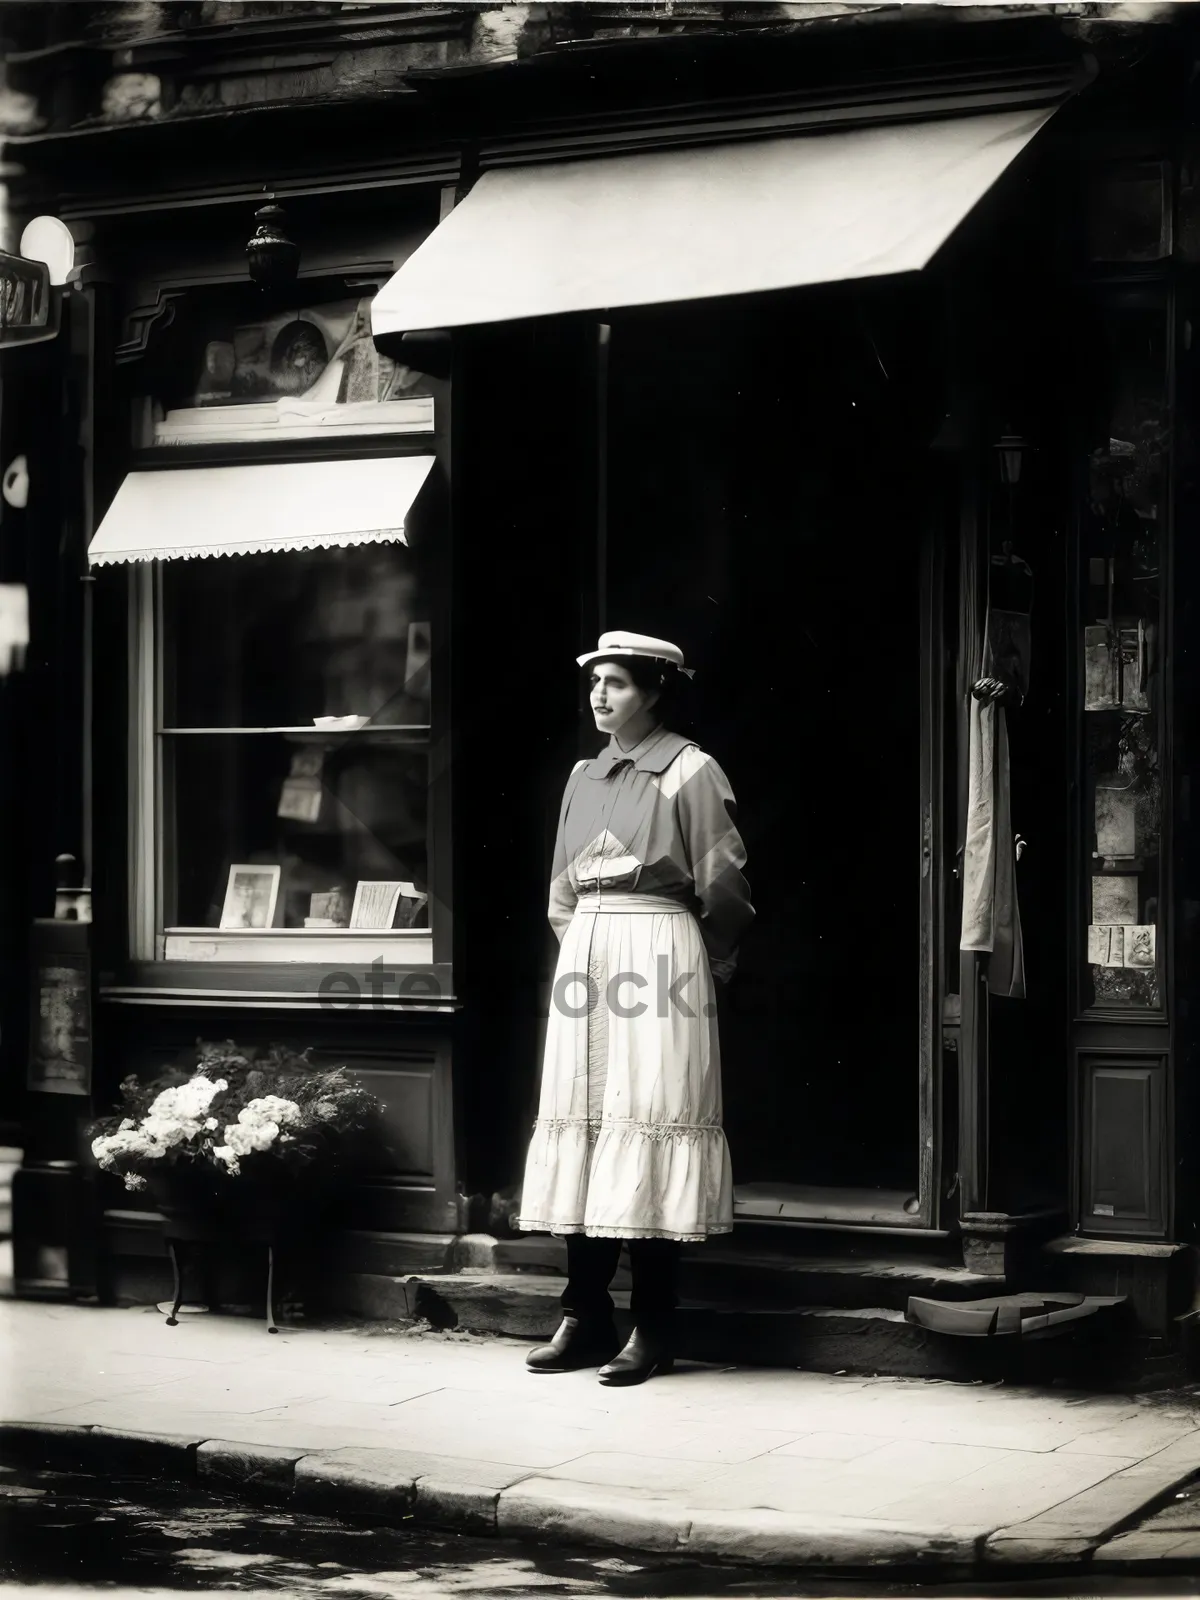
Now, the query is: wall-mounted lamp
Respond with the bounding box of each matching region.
[994,427,1030,487]
[0,216,74,349]
[246,199,299,286]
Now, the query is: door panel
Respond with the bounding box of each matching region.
[603,282,944,1214]
[1079,1054,1167,1236]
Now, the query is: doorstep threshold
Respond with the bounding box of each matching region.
[734,1182,923,1228]
[738,1217,951,1240]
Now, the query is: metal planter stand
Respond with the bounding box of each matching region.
[150,1172,295,1333]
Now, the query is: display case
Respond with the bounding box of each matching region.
[1077,288,1168,1015]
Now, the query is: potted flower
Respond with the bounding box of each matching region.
[89,1040,382,1239]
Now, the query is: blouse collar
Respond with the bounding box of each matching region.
[586,723,693,779]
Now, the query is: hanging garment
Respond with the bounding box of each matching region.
[960,594,1031,998]
[960,693,1025,998]
[517,724,754,1242]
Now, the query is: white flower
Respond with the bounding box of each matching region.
[313,1100,338,1121]
[148,1074,227,1126]
[123,1173,147,1192]
[240,1096,301,1129]
[224,1119,280,1157]
[212,1144,241,1174]
[93,1127,158,1165]
[95,1070,235,1178]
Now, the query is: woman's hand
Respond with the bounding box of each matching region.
[971,676,1022,708]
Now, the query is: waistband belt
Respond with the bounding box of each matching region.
[573,893,688,914]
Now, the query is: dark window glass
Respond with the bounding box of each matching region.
[1081,298,1166,1010]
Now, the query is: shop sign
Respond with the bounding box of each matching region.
[28,922,92,1096]
[0,221,74,348]
[0,250,51,342]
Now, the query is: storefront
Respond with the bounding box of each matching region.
[370,83,1083,1254]
[6,6,1200,1365]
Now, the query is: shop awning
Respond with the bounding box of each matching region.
[87,454,436,567]
[371,107,1054,332]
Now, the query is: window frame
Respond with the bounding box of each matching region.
[1071,279,1173,1026]
[117,448,453,1009]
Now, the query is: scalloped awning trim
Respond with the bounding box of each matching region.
[87,454,436,567]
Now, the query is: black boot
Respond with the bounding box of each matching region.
[597,1325,674,1386]
[526,1314,620,1374]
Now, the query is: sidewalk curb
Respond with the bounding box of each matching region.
[0,1419,1191,1570]
[984,1432,1200,1565]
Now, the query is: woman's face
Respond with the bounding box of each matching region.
[589,662,659,738]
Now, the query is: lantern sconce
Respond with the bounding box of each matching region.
[246,196,299,286]
[994,426,1031,488]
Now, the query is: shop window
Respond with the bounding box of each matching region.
[1079,294,1167,1012]
[131,290,435,450]
[129,540,435,968]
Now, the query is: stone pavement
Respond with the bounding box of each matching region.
[2,1299,1200,1571]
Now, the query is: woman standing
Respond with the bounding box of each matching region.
[517,631,754,1386]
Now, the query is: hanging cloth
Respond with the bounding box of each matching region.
[960,572,1031,999]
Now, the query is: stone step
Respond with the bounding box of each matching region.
[389,1271,1130,1383]
[443,1233,1001,1312]
[321,1230,455,1278]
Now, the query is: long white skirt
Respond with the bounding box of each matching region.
[516,892,734,1242]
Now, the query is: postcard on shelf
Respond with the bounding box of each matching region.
[1117,624,1149,712]
[278,748,325,822]
[1091,874,1139,926]
[350,881,405,930]
[1124,924,1156,970]
[1094,784,1137,859]
[289,748,325,778]
[220,864,281,931]
[309,888,350,928]
[395,881,429,929]
[1084,626,1117,711]
[1087,924,1127,967]
[278,777,322,823]
[1087,924,1110,965]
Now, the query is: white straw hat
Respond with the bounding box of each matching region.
[576,630,694,677]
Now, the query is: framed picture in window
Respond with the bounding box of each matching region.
[151,296,435,446]
[220,864,282,931]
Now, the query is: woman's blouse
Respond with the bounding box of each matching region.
[547,724,754,981]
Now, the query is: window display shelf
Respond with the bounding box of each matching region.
[162,927,434,965]
[1091,855,1153,873]
[160,726,431,738]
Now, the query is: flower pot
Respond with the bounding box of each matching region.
[148,1167,225,1244]
[224,1176,303,1244]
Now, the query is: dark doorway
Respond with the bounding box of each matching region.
[604,279,946,1209]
